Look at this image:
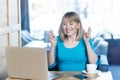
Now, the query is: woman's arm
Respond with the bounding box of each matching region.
[48,45,56,66]
[47,30,56,66]
[84,27,98,64]
[85,41,98,64]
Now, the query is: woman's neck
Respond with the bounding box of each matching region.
[67,34,76,42]
[66,37,75,43]
[64,39,78,48]
[64,35,78,48]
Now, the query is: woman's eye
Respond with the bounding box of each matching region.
[63,23,66,26]
[63,24,66,26]
[70,23,74,25]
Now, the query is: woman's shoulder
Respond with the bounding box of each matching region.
[79,37,92,41]
[79,37,84,42]
[56,35,64,45]
[56,35,60,40]
[79,37,93,45]
[56,35,62,41]
[56,35,61,43]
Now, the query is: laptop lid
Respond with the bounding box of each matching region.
[6,47,48,80]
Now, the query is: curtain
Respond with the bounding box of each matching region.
[20,0,30,32]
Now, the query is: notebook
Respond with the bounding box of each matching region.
[6,47,63,80]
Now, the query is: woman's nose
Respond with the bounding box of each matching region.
[66,24,70,28]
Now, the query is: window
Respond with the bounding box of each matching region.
[29,0,119,39]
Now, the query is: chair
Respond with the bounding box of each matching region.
[93,37,109,71]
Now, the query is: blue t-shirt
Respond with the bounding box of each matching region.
[49,36,94,71]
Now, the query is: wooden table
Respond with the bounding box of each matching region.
[6,71,113,80]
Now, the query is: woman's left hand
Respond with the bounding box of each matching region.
[84,27,91,43]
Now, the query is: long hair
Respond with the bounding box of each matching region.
[58,11,85,41]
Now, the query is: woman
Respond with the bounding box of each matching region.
[48,11,98,71]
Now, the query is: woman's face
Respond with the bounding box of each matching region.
[62,18,80,37]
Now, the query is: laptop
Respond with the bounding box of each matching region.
[6,47,63,80]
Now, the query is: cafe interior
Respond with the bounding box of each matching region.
[0,0,120,80]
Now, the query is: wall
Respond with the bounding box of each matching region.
[0,0,21,79]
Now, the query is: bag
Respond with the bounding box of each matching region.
[105,33,120,64]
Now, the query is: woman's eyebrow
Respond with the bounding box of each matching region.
[69,21,75,23]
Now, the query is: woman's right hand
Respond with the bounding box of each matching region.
[49,30,56,47]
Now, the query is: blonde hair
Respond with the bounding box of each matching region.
[58,12,85,41]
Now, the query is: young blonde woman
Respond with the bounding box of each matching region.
[48,11,98,71]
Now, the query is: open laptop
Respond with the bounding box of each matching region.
[6,47,63,80]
